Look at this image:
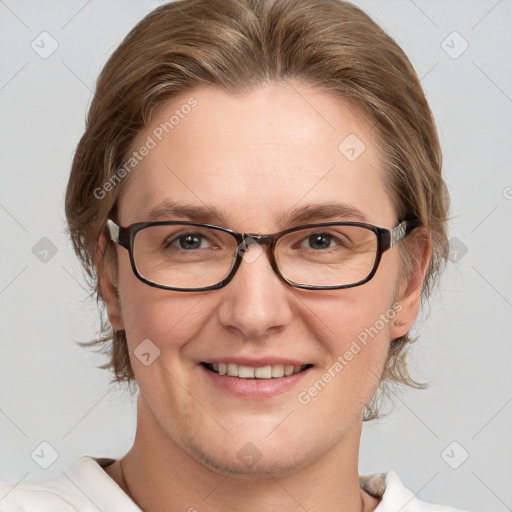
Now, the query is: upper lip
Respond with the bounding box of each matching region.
[201,357,312,366]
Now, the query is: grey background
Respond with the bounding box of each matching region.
[0,1,511,510]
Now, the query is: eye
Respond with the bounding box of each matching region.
[299,232,348,250]
[166,232,211,250]
[305,233,332,250]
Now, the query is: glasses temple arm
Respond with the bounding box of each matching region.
[389,219,421,247]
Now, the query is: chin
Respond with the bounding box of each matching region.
[184,434,315,479]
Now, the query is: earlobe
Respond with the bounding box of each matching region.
[390,228,431,339]
[97,233,125,331]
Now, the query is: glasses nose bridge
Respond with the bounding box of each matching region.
[237,233,280,273]
[241,233,274,248]
[239,232,279,257]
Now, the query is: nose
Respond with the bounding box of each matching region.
[217,243,294,338]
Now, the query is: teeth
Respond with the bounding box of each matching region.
[238,365,255,378]
[271,364,284,377]
[254,365,272,379]
[207,362,308,379]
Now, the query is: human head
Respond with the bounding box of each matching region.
[65,0,449,421]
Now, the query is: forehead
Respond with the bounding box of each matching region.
[117,81,396,229]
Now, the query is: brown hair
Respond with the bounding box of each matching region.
[65,0,449,420]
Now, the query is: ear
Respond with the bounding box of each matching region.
[390,228,431,339]
[96,233,125,331]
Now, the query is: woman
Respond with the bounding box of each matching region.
[0,0,468,510]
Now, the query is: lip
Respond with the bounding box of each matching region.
[199,363,313,399]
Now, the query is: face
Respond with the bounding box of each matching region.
[103,81,423,478]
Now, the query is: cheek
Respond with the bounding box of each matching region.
[121,291,208,349]
[294,297,395,432]
[299,266,399,356]
[313,292,395,377]
[294,257,400,405]
[115,255,212,354]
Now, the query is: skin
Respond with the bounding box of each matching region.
[99,81,430,512]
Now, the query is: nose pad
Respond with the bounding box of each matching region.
[236,236,266,264]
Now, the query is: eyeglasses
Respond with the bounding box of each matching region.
[107,218,420,292]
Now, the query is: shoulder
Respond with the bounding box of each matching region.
[0,480,75,511]
[0,456,140,511]
[360,470,470,512]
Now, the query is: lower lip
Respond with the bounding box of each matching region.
[199,364,312,399]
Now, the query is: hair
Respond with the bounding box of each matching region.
[65,0,449,420]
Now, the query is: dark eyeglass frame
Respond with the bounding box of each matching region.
[107,218,421,292]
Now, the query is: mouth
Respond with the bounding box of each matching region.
[201,362,314,379]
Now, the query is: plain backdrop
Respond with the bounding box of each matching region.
[0,1,511,510]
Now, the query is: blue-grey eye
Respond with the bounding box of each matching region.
[306,233,332,250]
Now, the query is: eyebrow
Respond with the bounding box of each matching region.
[144,200,368,226]
[280,202,368,224]
[145,200,226,223]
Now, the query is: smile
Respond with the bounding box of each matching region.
[201,362,313,379]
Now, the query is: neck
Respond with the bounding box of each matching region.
[112,394,379,512]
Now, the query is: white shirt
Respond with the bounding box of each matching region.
[0,456,468,511]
